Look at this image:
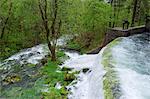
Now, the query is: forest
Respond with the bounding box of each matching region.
[0,0,150,99]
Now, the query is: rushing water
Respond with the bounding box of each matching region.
[63,49,105,99]
[0,33,150,99]
[111,33,150,99]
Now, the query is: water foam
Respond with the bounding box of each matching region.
[63,48,106,99]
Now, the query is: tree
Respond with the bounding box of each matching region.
[0,0,13,39]
[38,0,62,61]
[131,0,138,27]
[131,0,150,26]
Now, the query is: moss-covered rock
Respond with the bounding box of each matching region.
[64,72,76,82]
[3,74,22,85]
[60,87,68,95]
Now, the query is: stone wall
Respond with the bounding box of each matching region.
[88,25,147,54]
[102,25,146,47]
[88,17,150,54]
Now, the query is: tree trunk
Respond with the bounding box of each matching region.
[131,0,138,27]
[112,9,116,28]
[47,42,56,61]
[0,22,7,39]
[0,1,12,39]
[111,0,117,28]
[51,46,56,61]
[38,0,60,61]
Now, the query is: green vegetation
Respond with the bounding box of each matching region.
[0,0,149,58]
[0,0,149,98]
[65,0,150,53]
[0,0,44,60]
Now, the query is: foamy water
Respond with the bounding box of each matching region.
[63,48,106,99]
[112,33,150,99]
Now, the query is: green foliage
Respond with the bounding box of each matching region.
[65,0,112,52]
[67,40,81,50]
[0,0,43,60]
[56,51,66,58]
[82,0,111,32]
[0,0,149,98]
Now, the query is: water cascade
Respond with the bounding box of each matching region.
[63,48,106,99]
[111,33,150,99]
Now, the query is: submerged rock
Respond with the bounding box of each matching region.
[82,68,90,73]
[61,67,73,71]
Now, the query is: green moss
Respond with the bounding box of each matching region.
[56,51,66,58]
[27,64,36,67]
[102,38,122,99]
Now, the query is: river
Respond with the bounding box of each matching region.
[0,33,150,99]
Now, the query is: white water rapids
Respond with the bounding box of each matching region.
[111,33,150,99]
[0,33,150,99]
[0,35,72,70]
[63,48,106,99]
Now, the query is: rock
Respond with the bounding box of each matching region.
[82,68,90,73]
[41,58,47,65]
[61,67,72,71]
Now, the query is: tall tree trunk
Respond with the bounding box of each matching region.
[112,10,116,28]
[38,0,61,61]
[50,46,56,61]
[0,1,12,39]
[131,0,138,27]
[111,0,117,28]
